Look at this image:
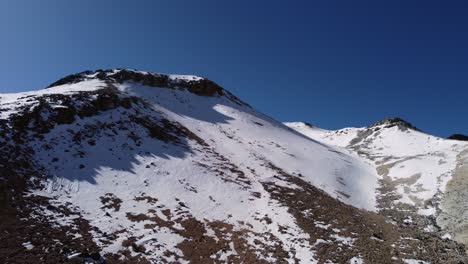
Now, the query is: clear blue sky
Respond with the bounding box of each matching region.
[1,1,467,137]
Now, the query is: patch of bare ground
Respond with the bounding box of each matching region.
[193,147,252,189]
[0,181,102,263]
[261,161,468,264]
[134,194,158,205]
[104,250,152,264]
[100,193,122,211]
[0,126,103,263]
[124,201,292,263]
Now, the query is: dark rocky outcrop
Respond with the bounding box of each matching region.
[46,70,94,87]
[448,134,468,141]
[302,122,314,128]
[8,88,136,140]
[369,117,420,131]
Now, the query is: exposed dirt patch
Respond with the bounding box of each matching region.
[134,195,158,205]
[124,200,293,263]
[0,172,101,264]
[100,193,123,211]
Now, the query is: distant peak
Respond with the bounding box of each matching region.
[447,134,468,141]
[284,122,321,129]
[368,117,420,131]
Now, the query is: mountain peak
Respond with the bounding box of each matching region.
[47,69,222,97]
[368,117,419,131]
[44,69,248,106]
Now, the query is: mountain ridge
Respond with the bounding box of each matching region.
[45,69,248,107]
[1,69,467,263]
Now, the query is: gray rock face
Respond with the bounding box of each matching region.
[437,148,468,250]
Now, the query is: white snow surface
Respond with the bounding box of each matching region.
[402,259,430,264]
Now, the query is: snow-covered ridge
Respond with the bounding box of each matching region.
[47,69,206,89]
[285,119,468,211]
[0,69,248,121]
[45,68,247,105]
[286,119,468,251]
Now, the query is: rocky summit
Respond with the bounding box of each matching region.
[1,69,467,264]
[368,117,420,131]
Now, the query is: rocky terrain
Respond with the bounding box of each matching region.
[448,134,468,141]
[0,69,467,263]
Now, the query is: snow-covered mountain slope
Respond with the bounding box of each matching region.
[0,69,466,264]
[286,119,468,251]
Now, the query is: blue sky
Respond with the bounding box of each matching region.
[1,1,467,136]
